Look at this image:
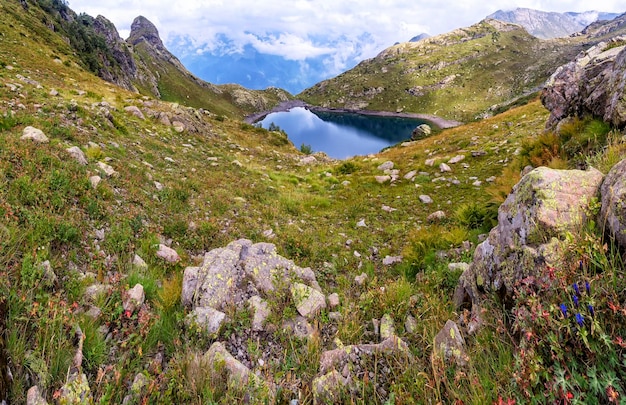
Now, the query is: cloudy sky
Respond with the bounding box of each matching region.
[68,0,625,73]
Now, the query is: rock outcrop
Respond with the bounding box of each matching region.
[454,166,603,332]
[542,37,626,128]
[600,158,626,248]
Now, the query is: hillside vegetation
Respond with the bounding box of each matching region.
[299,18,626,123]
[1,1,626,404]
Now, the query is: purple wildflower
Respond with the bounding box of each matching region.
[576,313,584,326]
[560,303,568,317]
[588,304,595,317]
[585,281,591,295]
[573,283,580,296]
[573,294,579,308]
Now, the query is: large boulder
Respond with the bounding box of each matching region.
[542,37,626,128]
[600,158,626,248]
[454,167,603,332]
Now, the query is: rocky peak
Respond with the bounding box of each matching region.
[128,16,165,51]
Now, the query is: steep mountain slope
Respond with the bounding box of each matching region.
[299,19,584,122]
[13,0,290,118]
[487,8,620,39]
[299,16,626,123]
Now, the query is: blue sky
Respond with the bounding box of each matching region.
[69,1,624,78]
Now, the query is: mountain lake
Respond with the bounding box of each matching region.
[258,107,429,159]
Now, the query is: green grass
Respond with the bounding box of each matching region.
[1,1,626,403]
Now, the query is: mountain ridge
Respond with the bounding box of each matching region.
[487,8,621,39]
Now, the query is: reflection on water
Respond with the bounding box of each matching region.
[259,107,427,159]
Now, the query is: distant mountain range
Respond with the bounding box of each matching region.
[173,8,621,95]
[487,8,621,38]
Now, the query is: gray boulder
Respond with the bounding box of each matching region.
[433,320,468,367]
[542,38,626,128]
[21,126,48,143]
[454,167,603,333]
[411,123,431,140]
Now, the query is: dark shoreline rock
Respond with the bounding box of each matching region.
[244,101,463,130]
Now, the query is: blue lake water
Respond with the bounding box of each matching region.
[259,107,428,159]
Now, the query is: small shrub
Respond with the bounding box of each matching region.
[335,161,359,175]
[300,143,312,155]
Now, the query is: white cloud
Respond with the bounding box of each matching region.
[69,0,625,74]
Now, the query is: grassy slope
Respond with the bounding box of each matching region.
[3,1,626,403]
[299,20,584,122]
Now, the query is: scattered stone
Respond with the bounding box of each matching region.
[382,255,402,266]
[248,296,270,331]
[425,158,436,167]
[83,283,112,303]
[39,260,57,287]
[232,159,243,167]
[486,176,497,182]
[472,180,482,187]
[411,123,431,140]
[172,121,185,133]
[448,262,470,272]
[381,205,396,213]
[49,88,59,96]
[419,195,433,204]
[204,342,259,386]
[448,155,465,164]
[283,316,315,339]
[21,126,48,143]
[404,170,417,180]
[439,163,451,173]
[85,306,102,319]
[427,211,446,222]
[66,146,88,165]
[96,161,117,177]
[89,175,101,189]
[300,155,317,165]
[471,150,487,157]
[380,314,395,339]
[158,112,171,126]
[187,307,226,335]
[154,181,164,191]
[291,283,326,319]
[377,161,394,171]
[156,244,180,263]
[433,320,469,367]
[405,315,417,334]
[27,385,48,405]
[354,273,368,286]
[319,335,411,375]
[124,105,145,120]
[313,370,350,404]
[123,284,145,313]
[356,219,367,228]
[327,293,340,309]
[262,228,275,239]
[375,175,391,184]
[328,312,343,321]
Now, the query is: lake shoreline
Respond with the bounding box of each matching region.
[244,100,463,129]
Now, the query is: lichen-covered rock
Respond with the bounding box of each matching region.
[313,370,350,404]
[203,342,262,387]
[380,314,395,339]
[123,283,145,313]
[291,282,326,319]
[182,239,320,310]
[600,158,626,248]
[433,320,469,367]
[26,386,48,405]
[454,166,603,332]
[542,37,626,128]
[319,335,411,375]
